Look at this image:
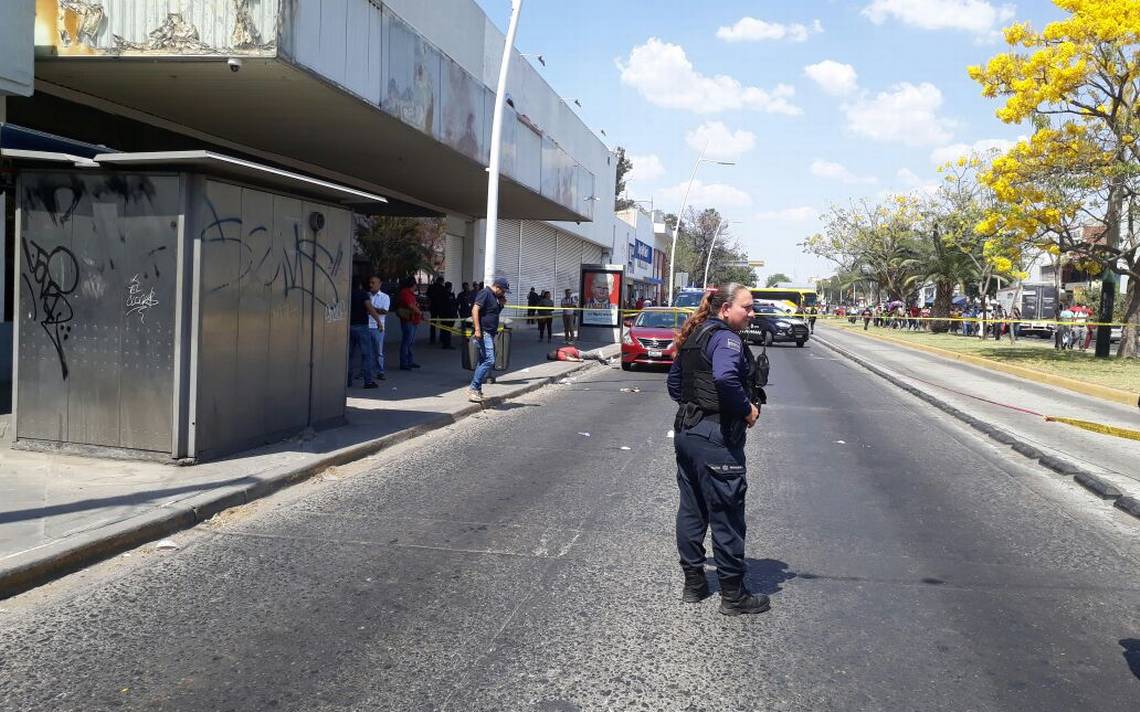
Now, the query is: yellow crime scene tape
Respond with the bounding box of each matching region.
[418,303,1138,442]
[814,313,1128,328]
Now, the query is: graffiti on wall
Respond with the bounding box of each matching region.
[200,199,346,320]
[21,238,78,380]
[125,274,160,323]
[43,0,276,56]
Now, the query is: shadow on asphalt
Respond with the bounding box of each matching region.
[1121,639,1140,680]
[701,557,797,596]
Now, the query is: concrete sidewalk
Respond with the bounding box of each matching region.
[814,325,1140,511]
[0,320,618,598]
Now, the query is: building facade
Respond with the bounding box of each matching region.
[2,0,618,380]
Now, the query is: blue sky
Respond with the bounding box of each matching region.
[475,0,1065,283]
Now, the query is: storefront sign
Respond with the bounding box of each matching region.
[634,239,653,264]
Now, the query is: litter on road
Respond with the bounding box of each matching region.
[154,540,180,551]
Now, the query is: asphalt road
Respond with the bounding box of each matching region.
[2,341,1139,711]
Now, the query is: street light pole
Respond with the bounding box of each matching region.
[666,145,734,299]
[483,0,524,286]
[702,220,738,288]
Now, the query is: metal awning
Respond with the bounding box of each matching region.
[0,122,111,157]
[94,150,388,207]
[1,143,391,208]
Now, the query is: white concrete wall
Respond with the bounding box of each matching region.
[1,0,34,96]
[283,0,615,250]
[384,0,616,249]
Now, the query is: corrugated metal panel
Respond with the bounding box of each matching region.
[520,221,556,298]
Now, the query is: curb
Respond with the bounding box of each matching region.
[821,324,1140,410]
[813,334,1140,522]
[0,354,613,600]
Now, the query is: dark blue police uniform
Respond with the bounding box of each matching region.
[667,317,769,614]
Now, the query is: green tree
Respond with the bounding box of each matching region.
[765,273,791,288]
[614,147,635,211]
[355,217,445,280]
[969,0,1140,355]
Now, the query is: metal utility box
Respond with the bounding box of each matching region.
[12,152,382,460]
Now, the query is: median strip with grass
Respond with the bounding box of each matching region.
[822,319,1140,395]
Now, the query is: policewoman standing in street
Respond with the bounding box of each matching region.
[667,283,769,615]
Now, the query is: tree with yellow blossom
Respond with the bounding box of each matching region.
[970,0,1140,356]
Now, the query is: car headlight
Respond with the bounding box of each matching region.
[622,331,634,345]
[776,320,791,328]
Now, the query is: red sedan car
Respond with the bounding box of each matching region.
[621,307,688,371]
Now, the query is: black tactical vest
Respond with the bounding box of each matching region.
[675,320,765,433]
[678,320,727,415]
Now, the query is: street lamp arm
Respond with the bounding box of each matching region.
[483,0,524,286]
[668,142,709,299]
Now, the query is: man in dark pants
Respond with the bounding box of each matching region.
[427,277,447,344]
[438,281,458,349]
[667,283,768,616]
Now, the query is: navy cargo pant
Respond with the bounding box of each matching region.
[674,417,748,579]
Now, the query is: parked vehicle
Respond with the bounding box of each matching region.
[621,308,687,371]
[672,288,713,309]
[1011,283,1060,339]
[743,302,810,347]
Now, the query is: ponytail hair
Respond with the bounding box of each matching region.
[674,283,750,348]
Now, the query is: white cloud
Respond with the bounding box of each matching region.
[685,121,757,161]
[616,38,802,115]
[755,206,818,222]
[843,82,955,146]
[929,138,1018,164]
[717,17,823,43]
[897,168,940,195]
[626,153,666,183]
[862,0,1015,36]
[811,159,878,185]
[804,60,859,96]
[656,180,753,209]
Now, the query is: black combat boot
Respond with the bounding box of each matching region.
[681,564,711,603]
[718,575,771,616]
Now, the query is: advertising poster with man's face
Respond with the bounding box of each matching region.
[580,269,621,327]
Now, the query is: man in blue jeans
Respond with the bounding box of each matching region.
[347,279,383,389]
[467,277,509,403]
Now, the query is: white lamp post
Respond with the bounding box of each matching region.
[702,219,741,288]
[483,0,524,286]
[667,144,734,300]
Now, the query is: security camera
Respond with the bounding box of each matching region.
[227,57,243,73]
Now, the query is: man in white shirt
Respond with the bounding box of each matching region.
[368,275,391,380]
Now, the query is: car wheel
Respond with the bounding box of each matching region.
[796,340,805,348]
[621,362,633,371]
[764,331,775,347]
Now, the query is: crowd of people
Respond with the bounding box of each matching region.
[347,276,586,390]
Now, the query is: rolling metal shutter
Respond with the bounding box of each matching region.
[445,232,464,288]
[520,221,558,298]
[493,220,522,295]
[555,233,583,296]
